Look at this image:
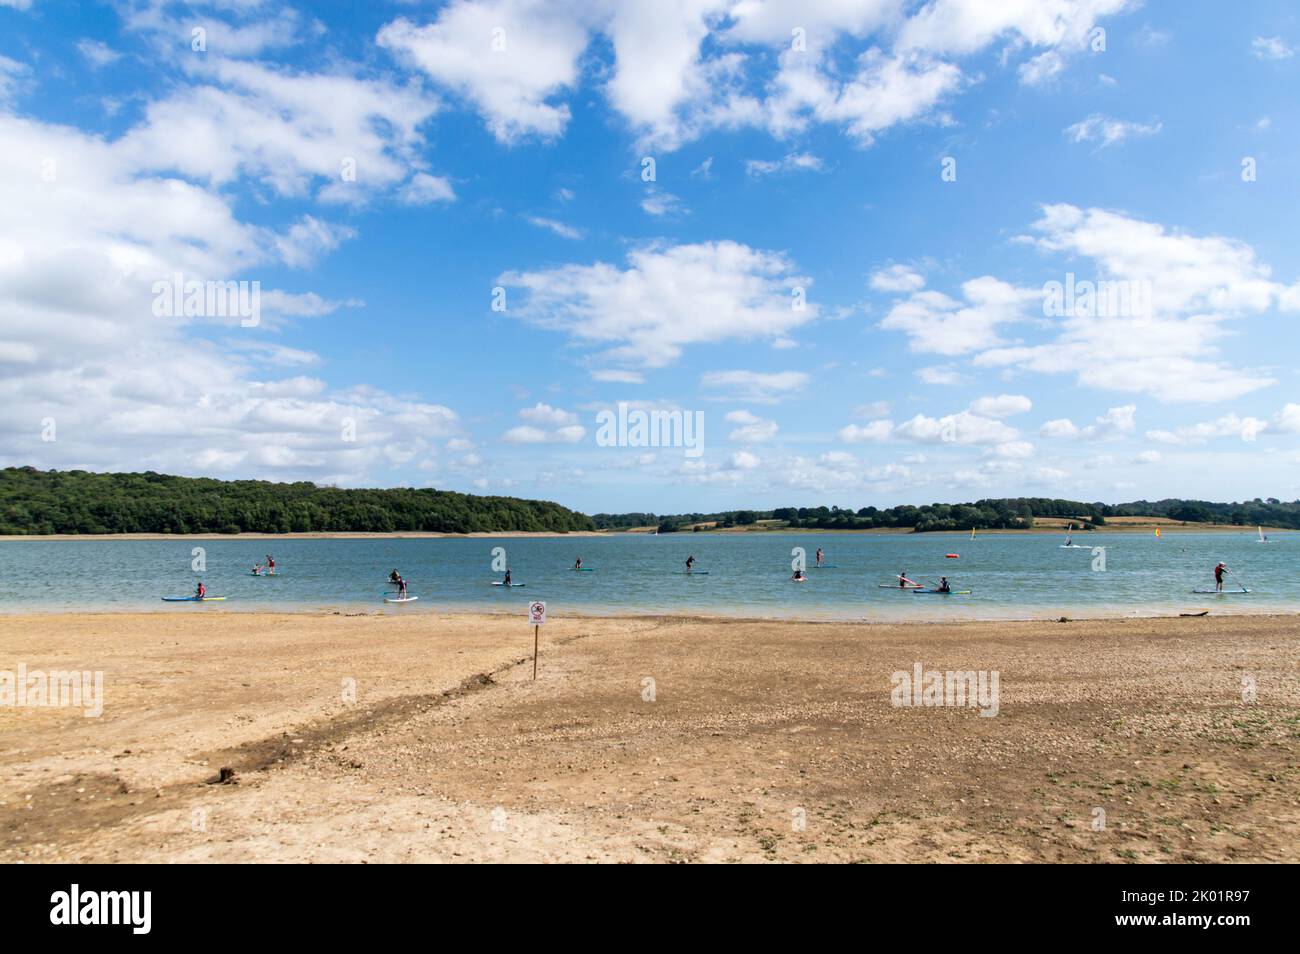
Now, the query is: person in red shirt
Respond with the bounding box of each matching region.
[1214,562,1227,592]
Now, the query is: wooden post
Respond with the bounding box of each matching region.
[533,624,539,680]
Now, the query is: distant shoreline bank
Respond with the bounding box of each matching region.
[0,524,1284,541]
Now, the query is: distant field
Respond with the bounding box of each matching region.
[618,517,1282,535]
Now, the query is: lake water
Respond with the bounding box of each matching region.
[0,531,1295,620]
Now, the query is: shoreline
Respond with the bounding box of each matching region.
[0,525,1285,541]
[4,606,1297,625]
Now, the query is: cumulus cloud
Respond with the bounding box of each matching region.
[969,394,1032,418]
[1145,414,1267,444]
[880,275,1038,355]
[1040,405,1136,440]
[977,205,1290,402]
[870,264,926,293]
[500,242,815,368]
[725,410,778,442]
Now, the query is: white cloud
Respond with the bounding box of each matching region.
[725,410,778,442]
[378,4,588,143]
[703,369,809,403]
[520,402,578,426]
[118,58,443,203]
[0,53,28,105]
[590,369,645,384]
[1251,36,1296,61]
[881,276,1037,355]
[895,410,1018,445]
[988,440,1035,458]
[500,241,815,367]
[1145,414,1267,444]
[870,264,925,293]
[978,205,1288,402]
[1043,405,1135,441]
[1039,418,1080,438]
[525,215,583,239]
[502,425,548,444]
[1135,449,1161,464]
[916,365,967,385]
[840,420,894,443]
[77,40,121,69]
[745,152,826,177]
[969,394,1032,417]
[640,189,685,217]
[1064,113,1162,147]
[1273,403,1300,433]
[1019,50,1064,86]
[400,173,457,205]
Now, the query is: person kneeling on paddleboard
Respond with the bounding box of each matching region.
[195,581,206,600]
[251,564,262,576]
[1215,562,1227,592]
[937,577,951,593]
[791,568,805,581]
[574,557,583,569]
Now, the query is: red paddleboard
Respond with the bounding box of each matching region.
[945,553,959,558]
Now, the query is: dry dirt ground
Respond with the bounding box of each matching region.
[2,611,1297,863]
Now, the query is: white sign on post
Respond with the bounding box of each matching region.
[529,601,547,625]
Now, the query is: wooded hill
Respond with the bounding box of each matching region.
[0,467,594,534]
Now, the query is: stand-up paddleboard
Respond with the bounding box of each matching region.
[251,572,279,576]
[683,571,709,575]
[384,596,419,603]
[913,589,972,595]
[491,582,526,586]
[1192,588,1250,594]
[879,583,923,588]
[161,596,227,602]
[570,567,595,571]
[811,564,839,569]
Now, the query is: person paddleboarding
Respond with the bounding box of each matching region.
[389,569,402,584]
[195,581,206,600]
[937,576,951,593]
[1214,561,1227,592]
[503,569,512,586]
[266,554,276,574]
[791,568,805,582]
[898,571,918,588]
[574,556,583,569]
[685,555,696,574]
[815,547,825,568]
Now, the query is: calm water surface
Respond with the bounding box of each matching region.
[1,531,1296,621]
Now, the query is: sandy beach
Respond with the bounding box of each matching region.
[2,610,1297,863]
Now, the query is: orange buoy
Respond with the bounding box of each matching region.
[945,553,959,558]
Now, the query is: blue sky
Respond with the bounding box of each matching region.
[2,0,1299,513]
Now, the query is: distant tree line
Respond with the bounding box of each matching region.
[591,497,1300,534]
[0,467,593,534]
